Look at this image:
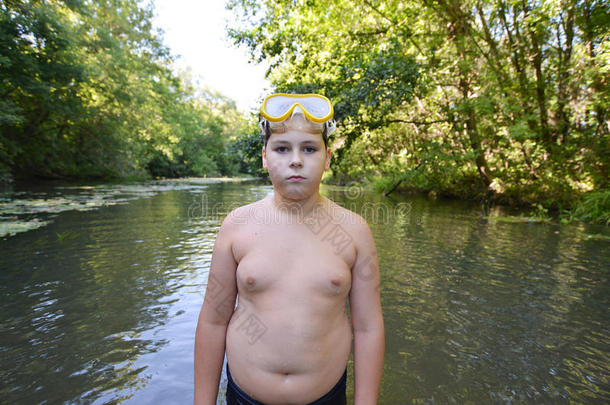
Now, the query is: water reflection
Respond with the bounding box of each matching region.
[0,181,608,404]
[358,194,610,404]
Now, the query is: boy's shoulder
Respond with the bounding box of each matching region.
[221,198,267,229]
[325,198,369,230]
[322,199,375,264]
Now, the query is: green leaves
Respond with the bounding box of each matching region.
[1,0,251,181]
[227,0,609,221]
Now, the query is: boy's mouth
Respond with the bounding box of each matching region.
[287,175,305,181]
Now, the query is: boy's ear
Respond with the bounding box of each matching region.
[262,146,268,170]
[324,147,332,171]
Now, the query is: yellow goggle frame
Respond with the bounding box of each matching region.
[260,93,334,123]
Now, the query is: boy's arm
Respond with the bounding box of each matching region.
[194,214,239,405]
[349,220,385,405]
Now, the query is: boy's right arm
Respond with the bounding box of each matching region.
[194,215,239,405]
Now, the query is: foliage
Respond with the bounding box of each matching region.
[227,0,609,222]
[563,190,610,225]
[228,124,265,177]
[0,0,252,181]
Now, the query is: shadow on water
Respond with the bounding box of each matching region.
[0,180,608,404]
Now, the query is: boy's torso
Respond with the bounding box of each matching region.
[225,196,356,404]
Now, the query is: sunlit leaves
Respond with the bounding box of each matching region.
[228,0,608,217]
[1,0,250,181]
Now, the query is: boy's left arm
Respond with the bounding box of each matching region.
[349,220,385,405]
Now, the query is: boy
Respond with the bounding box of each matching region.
[194,94,384,405]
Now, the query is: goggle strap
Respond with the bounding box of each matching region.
[259,118,336,136]
[259,118,269,133]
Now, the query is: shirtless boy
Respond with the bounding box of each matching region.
[194,94,384,405]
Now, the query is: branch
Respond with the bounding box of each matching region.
[385,118,449,126]
[383,162,422,197]
[349,27,390,37]
[361,0,395,24]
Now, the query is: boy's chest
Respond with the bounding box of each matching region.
[232,222,356,297]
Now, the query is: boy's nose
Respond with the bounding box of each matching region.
[289,152,303,168]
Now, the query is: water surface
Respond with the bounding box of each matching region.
[0,180,608,403]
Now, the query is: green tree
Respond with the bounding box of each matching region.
[1,0,253,181]
[1,1,88,177]
[228,0,609,220]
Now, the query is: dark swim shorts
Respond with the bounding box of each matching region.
[225,363,347,405]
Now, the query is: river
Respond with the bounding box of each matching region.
[0,179,608,404]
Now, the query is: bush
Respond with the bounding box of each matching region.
[567,190,610,225]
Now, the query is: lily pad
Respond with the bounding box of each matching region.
[0,178,258,238]
[0,218,50,238]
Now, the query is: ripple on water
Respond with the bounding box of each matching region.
[1,182,608,404]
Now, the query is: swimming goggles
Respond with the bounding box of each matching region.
[260,93,336,135]
[261,93,333,123]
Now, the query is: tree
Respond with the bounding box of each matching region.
[1,0,253,181]
[227,0,609,216]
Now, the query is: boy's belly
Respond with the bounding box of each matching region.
[225,305,352,404]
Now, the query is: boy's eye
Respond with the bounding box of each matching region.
[273,145,318,153]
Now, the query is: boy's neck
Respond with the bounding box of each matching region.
[271,192,325,217]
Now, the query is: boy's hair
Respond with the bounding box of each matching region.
[261,119,329,148]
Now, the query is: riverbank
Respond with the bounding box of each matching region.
[326,175,609,226]
[2,174,607,241]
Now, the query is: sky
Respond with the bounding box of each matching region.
[151,0,270,113]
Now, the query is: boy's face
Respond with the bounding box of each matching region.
[262,120,331,202]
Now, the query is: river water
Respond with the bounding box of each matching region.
[0,180,608,404]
